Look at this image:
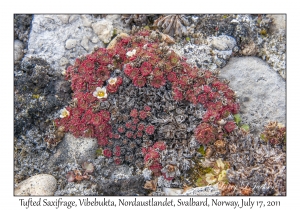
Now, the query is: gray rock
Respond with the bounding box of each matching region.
[59,57,69,66]
[25,15,129,73]
[219,57,286,134]
[80,36,89,51]
[207,35,236,51]
[97,173,147,196]
[69,15,79,24]
[182,184,220,196]
[81,15,92,27]
[173,41,235,70]
[57,15,70,24]
[14,40,24,63]
[92,19,114,43]
[65,39,77,49]
[48,133,98,167]
[268,14,286,33]
[14,174,57,195]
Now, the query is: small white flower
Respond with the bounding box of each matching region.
[60,108,70,118]
[93,87,108,99]
[126,49,136,57]
[217,119,226,126]
[108,77,117,85]
[205,173,217,184]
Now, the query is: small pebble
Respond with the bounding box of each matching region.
[65,39,77,49]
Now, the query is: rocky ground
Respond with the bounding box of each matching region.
[14,14,286,196]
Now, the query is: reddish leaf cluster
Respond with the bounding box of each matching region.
[142,141,166,176]
[194,122,217,145]
[224,121,237,133]
[55,101,112,147]
[65,48,118,92]
[55,47,127,147]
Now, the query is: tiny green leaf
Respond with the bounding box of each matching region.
[198,145,205,156]
[95,148,103,156]
[113,28,117,36]
[32,94,40,99]
[260,133,266,141]
[233,114,241,125]
[241,124,250,132]
[186,37,191,41]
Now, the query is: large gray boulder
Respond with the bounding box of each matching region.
[220,57,286,134]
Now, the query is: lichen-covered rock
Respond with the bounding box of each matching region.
[48,133,98,167]
[92,19,114,43]
[207,35,236,51]
[219,57,285,134]
[14,174,57,195]
[173,34,237,70]
[25,15,120,72]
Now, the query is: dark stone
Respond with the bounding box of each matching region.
[98,175,147,196]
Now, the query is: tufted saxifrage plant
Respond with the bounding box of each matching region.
[54,29,240,179]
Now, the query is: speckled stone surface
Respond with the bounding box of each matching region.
[14,174,57,195]
[219,56,286,134]
[182,185,220,196]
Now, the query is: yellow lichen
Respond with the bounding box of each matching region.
[32,94,40,99]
